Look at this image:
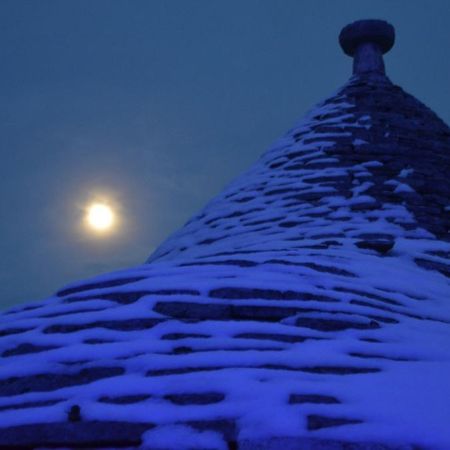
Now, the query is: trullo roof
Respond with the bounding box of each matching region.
[0,19,449,450]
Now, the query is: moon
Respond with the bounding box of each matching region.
[86,203,115,231]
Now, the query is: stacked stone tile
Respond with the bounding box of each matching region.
[0,20,449,449]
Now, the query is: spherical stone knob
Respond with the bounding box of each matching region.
[339,19,395,75]
[339,19,395,56]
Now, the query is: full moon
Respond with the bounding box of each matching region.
[86,203,114,231]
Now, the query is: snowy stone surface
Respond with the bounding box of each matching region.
[0,71,449,449]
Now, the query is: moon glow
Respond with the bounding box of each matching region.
[86,203,115,231]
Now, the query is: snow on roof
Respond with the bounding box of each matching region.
[0,19,449,450]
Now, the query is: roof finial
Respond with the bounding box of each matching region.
[339,19,395,75]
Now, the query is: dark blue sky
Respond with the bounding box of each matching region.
[1,0,449,309]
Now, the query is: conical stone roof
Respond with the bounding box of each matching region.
[0,19,449,449]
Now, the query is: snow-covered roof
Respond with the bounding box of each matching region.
[0,19,449,449]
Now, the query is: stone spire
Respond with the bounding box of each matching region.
[339,19,395,75]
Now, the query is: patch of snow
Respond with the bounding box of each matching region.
[394,183,415,194]
[399,168,414,178]
[142,425,227,449]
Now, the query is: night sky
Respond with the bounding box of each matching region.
[1,0,449,310]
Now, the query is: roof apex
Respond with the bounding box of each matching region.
[339,19,395,75]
